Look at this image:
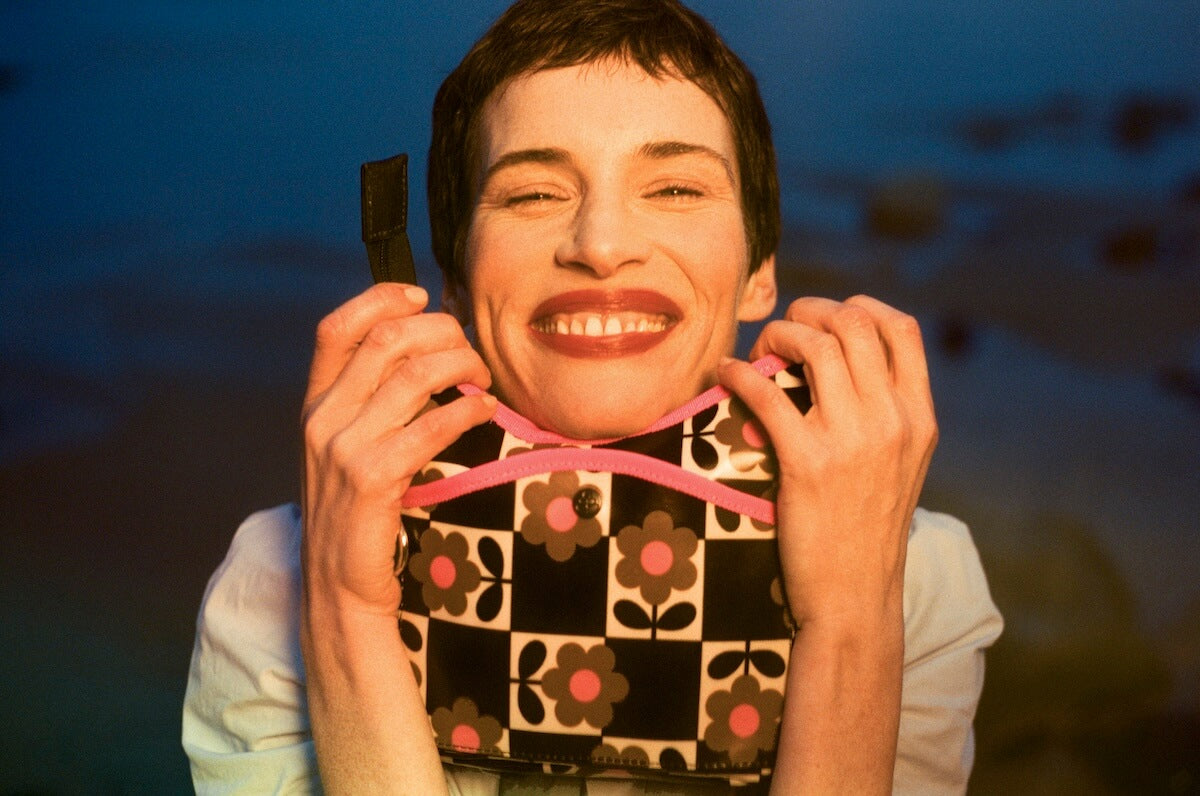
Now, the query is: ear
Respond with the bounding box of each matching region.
[441,281,472,326]
[736,255,777,322]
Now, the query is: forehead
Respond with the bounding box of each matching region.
[477,60,736,172]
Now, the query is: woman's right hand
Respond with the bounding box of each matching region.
[299,282,493,793]
[300,281,496,620]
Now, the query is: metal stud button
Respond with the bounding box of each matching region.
[572,486,603,519]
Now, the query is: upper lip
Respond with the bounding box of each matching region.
[530,289,682,323]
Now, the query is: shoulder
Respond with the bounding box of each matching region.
[219,503,304,581]
[194,502,305,672]
[894,508,1003,794]
[183,504,318,790]
[903,507,1003,659]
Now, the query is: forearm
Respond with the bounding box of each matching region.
[771,606,905,795]
[301,603,448,796]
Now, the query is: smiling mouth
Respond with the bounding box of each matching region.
[529,290,680,357]
[532,312,673,337]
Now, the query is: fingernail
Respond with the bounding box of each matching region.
[720,356,737,366]
[480,394,498,408]
[404,285,428,304]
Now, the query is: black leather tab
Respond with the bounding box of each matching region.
[361,153,417,285]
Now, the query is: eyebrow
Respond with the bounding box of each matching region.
[639,140,736,186]
[480,148,571,186]
[480,141,737,188]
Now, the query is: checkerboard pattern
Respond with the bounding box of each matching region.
[399,365,809,778]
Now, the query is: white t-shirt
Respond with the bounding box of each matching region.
[182,503,1002,794]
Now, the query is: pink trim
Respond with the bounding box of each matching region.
[456,354,789,445]
[402,447,776,526]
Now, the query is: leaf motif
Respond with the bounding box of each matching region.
[399,619,423,652]
[693,404,719,432]
[518,640,547,679]
[690,437,719,470]
[715,505,741,532]
[750,649,787,678]
[656,602,697,631]
[706,650,745,680]
[410,661,422,688]
[478,535,504,578]
[613,599,653,630]
[476,582,503,622]
[518,683,545,725]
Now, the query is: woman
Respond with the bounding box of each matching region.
[184,1,1002,793]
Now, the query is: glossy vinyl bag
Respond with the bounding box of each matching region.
[397,355,809,780]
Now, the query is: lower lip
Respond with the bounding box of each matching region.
[530,325,674,358]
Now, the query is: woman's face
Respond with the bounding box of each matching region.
[455,59,776,440]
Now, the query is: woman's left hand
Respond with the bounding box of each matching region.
[721,293,937,630]
[718,294,938,793]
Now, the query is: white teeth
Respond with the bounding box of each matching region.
[535,312,673,336]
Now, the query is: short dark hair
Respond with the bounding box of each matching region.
[427,0,779,291]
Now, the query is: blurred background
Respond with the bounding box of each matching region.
[1,1,1196,792]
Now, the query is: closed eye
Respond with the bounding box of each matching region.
[504,187,569,206]
[648,184,704,199]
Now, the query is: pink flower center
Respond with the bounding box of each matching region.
[545,496,578,533]
[429,555,457,589]
[729,703,761,739]
[569,668,602,703]
[640,540,674,577]
[741,420,765,449]
[450,723,481,752]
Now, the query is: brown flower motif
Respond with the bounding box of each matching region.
[505,441,562,458]
[615,510,698,605]
[703,674,783,765]
[431,697,502,754]
[519,472,603,562]
[407,528,481,616]
[713,399,776,474]
[541,642,629,729]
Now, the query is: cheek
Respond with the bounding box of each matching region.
[466,218,552,290]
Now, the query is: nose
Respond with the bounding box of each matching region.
[554,192,651,278]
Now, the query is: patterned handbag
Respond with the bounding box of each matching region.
[397,355,809,781]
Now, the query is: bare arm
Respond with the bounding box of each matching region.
[299,283,496,794]
[721,295,938,794]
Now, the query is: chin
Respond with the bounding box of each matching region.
[520,385,682,441]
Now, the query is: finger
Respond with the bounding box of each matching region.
[843,295,932,396]
[355,345,495,435]
[747,296,840,359]
[306,282,430,405]
[747,319,855,411]
[387,393,500,487]
[781,297,892,399]
[717,358,812,468]
[844,296,939,463]
[328,311,485,412]
[310,391,498,517]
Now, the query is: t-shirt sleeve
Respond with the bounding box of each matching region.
[182,504,323,795]
[893,508,1004,795]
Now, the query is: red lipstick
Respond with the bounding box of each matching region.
[529,289,680,358]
